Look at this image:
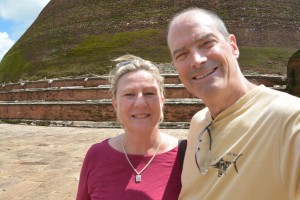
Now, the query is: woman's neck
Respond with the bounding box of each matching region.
[122,130,161,155]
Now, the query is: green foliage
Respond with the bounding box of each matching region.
[47,28,171,77]
[0,49,28,83]
[291,50,300,59]
[66,29,165,61]
[0,29,171,82]
[239,47,296,75]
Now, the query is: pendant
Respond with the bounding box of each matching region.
[135,174,141,183]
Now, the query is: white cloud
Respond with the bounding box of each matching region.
[0,0,50,61]
[0,32,15,61]
[0,0,50,22]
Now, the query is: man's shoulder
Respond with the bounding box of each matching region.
[191,107,210,122]
[263,87,300,106]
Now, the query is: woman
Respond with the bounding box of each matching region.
[76,55,182,200]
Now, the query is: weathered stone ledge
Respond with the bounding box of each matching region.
[0,120,190,129]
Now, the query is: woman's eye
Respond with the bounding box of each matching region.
[142,91,153,96]
[125,93,134,97]
[145,92,155,95]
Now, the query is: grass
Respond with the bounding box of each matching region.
[0,31,296,82]
[0,49,29,83]
[65,28,165,60]
[20,29,170,80]
[238,46,296,75]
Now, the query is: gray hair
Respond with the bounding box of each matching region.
[109,54,164,99]
[167,7,230,42]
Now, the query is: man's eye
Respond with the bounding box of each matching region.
[176,52,187,60]
[202,40,216,48]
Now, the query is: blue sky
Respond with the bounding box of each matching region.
[0,0,50,61]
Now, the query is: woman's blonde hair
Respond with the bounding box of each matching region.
[109,54,164,99]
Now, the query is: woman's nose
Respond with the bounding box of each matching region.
[134,93,146,106]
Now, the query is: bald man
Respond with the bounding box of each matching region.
[168,7,300,200]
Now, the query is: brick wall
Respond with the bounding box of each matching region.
[0,74,287,126]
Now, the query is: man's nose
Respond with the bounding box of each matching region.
[191,49,207,68]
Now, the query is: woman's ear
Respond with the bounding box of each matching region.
[160,94,165,122]
[229,34,239,59]
[112,97,122,124]
[161,93,165,104]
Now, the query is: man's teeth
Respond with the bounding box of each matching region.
[195,69,215,80]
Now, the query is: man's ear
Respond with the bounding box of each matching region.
[229,34,239,59]
[112,98,117,112]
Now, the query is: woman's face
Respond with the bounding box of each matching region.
[112,70,164,132]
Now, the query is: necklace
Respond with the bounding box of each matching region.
[121,135,161,183]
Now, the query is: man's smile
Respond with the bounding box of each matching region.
[192,67,218,80]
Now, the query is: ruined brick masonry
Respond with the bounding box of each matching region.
[0,74,290,128]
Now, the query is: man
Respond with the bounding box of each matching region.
[167,7,300,200]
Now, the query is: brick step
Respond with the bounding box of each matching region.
[0,119,190,129]
[0,84,287,102]
[0,99,204,123]
[0,77,108,91]
[0,84,197,101]
[0,75,182,91]
[0,74,286,91]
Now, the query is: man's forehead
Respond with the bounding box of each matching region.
[169,17,213,44]
[173,11,211,26]
[169,13,213,40]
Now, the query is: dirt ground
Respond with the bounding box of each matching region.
[0,123,188,200]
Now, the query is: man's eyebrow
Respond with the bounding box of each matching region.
[172,47,185,58]
[199,33,215,41]
[172,33,216,58]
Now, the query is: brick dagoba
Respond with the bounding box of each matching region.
[286,50,300,97]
